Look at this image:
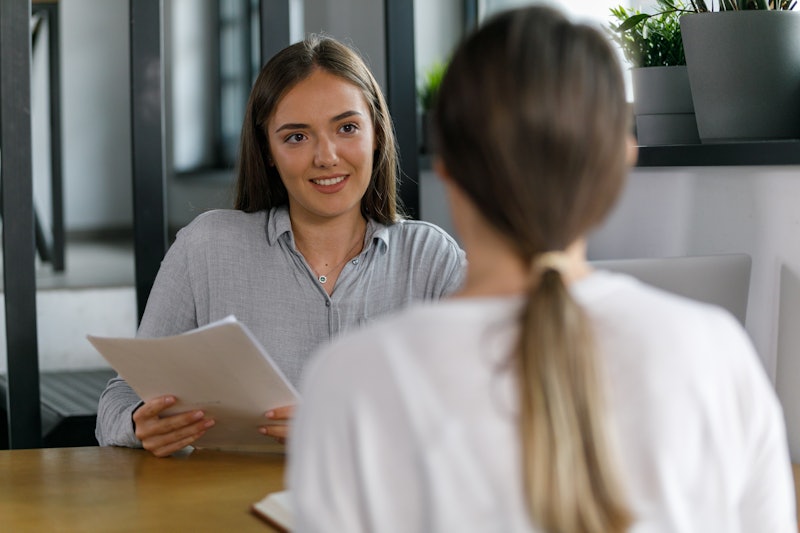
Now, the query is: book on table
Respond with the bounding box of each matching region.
[88,315,299,452]
[252,490,294,531]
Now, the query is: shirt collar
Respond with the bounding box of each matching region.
[266,205,390,254]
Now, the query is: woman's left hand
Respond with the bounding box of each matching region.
[260,404,295,444]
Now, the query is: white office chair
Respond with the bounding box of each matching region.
[590,254,752,326]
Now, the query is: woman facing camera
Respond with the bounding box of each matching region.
[289,6,796,532]
[96,35,464,457]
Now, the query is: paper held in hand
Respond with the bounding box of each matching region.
[88,315,299,452]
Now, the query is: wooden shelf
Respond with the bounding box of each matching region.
[636,140,800,167]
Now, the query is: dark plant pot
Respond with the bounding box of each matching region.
[419,111,435,154]
[631,66,699,146]
[681,11,800,143]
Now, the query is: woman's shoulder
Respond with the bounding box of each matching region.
[377,218,463,256]
[183,208,266,228]
[390,218,458,241]
[176,209,267,242]
[579,270,735,323]
[580,271,757,376]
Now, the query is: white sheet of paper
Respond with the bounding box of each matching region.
[88,315,299,452]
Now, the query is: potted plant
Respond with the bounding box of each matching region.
[609,0,699,145]
[679,0,800,142]
[417,60,446,154]
[622,0,800,143]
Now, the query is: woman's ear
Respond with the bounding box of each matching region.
[433,156,451,184]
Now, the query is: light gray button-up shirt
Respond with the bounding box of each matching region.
[96,206,466,447]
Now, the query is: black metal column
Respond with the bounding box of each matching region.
[130,0,168,323]
[259,0,291,65]
[384,0,419,218]
[44,2,64,272]
[1,0,43,449]
[31,1,65,273]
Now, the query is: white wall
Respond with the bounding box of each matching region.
[168,0,218,172]
[481,0,622,24]
[414,0,461,83]
[587,165,800,461]
[0,289,136,373]
[59,0,132,232]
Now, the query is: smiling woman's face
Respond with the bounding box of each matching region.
[266,68,376,225]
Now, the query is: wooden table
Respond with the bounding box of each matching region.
[795,463,800,531]
[1,447,798,531]
[0,446,285,532]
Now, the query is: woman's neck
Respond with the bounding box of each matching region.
[290,209,367,287]
[456,228,529,298]
[451,197,592,298]
[291,210,366,253]
[458,238,592,298]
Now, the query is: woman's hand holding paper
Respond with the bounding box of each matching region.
[133,395,216,458]
[260,404,295,444]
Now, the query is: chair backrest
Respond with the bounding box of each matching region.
[590,254,752,326]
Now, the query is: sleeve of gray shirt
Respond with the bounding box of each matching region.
[95,220,199,447]
[95,377,144,447]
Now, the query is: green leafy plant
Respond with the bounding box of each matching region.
[609,0,687,67]
[417,60,447,112]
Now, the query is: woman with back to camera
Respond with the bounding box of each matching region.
[289,6,796,532]
[95,35,465,457]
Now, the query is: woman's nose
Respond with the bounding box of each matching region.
[314,136,339,167]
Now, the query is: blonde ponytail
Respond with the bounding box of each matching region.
[517,265,632,533]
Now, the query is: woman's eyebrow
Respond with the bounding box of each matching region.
[330,110,362,122]
[274,122,307,134]
[273,111,363,134]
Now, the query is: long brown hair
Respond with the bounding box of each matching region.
[234,35,402,224]
[434,7,632,532]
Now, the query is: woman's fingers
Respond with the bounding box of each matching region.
[150,427,210,458]
[260,423,289,440]
[265,404,295,420]
[133,395,177,421]
[133,396,215,457]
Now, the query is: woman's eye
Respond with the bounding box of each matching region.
[285,133,306,144]
[340,123,358,134]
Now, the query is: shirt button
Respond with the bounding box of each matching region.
[325,301,331,307]
[352,259,359,265]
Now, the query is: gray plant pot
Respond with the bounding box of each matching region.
[631,66,699,146]
[419,111,435,154]
[681,11,800,143]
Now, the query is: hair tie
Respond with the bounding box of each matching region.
[532,251,571,276]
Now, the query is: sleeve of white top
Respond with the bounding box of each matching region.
[731,320,797,532]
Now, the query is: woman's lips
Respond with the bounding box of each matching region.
[311,175,347,186]
[310,174,349,193]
